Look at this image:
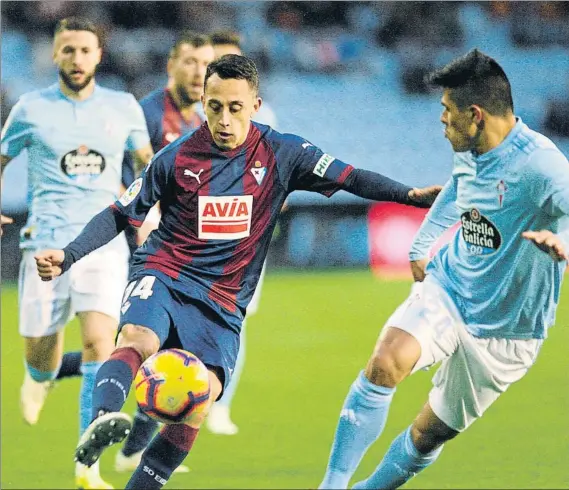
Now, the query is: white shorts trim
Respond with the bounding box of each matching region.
[382,276,542,431]
[18,249,128,337]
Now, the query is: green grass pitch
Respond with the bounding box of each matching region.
[2,271,568,489]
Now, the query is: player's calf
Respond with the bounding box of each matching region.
[124,369,222,489]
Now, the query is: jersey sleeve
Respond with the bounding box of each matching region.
[277,134,354,197]
[141,97,163,153]
[113,150,172,226]
[409,177,460,260]
[1,99,32,158]
[125,95,151,152]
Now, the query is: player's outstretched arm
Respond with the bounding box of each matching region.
[341,169,442,208]
[35,206,130,281]
[522,230,568,262]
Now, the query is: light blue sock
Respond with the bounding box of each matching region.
[352,426,443,489]
[79,361,103,436]
[216,321,246,408]
[319,371,396,490]
[25,360,60,382]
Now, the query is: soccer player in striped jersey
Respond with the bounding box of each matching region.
[36,55,440,489]
[319,49,569,490]
[115,33,214,474]
[1,17,153,489]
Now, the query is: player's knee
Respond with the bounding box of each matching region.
[365,328,420,387]
[116,323,160,361]
[82,331,115,360]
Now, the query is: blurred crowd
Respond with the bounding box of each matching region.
[2,1,569,105]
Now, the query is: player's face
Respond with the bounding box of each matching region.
[168,44,215,105]
[53,30,101,92]
[213,44,242,60]
[202,74,261,150]
[440,89,479,152]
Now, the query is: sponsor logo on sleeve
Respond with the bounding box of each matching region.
[119,178,143,206]
[461,208,502,255]
[198,195,253,240]
[313,153,335,178]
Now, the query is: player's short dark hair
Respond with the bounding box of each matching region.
[205,55,259,95]
[210,30,242,50]
[169,31,212,59]
[54,17,102,46]
[426,49,514,116]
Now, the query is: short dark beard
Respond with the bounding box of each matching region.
[174,85,198,107]
[59,69,95,93]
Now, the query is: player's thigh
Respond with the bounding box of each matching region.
[118,274,174,356]
[70,248,129,322]
[18,250,73,338]
[429,329,543,432]
[169,300,240,401]
[378,276,462,374]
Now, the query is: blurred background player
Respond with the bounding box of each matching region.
[114,31,215,474]
[36,54,440,490]
[204,29,279,436]
[0,17,153,489]
[318,49,569,490]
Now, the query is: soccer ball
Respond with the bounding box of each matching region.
[135,349,210,424]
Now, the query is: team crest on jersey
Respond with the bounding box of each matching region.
[60,146,106,182]
[461,208,502,255]
[497,180,507,207]
[251,161,267,185]
[119,178,143,206]
[198,195,253,240]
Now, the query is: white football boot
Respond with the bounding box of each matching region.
[20,372,53,425]
[75,460,113,489]
[205,404,239,435]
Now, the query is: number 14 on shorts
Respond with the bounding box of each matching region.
[121,276,157,313]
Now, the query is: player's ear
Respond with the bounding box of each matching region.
[469,105,484,126]
[252,96,262,116]
[95,47,103,65]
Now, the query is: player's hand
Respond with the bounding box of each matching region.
[1,214,14,236]
[522,230,568,262]
[35,249,65,281]
[410,258,429,282]
[408,185,443,208]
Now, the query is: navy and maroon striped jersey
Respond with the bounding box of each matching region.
[141,88,205,153]
[113,122,353,323]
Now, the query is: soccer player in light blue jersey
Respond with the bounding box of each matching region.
[319,49,569,489]
[1,17,153,489]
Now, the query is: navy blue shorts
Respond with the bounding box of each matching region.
[118,274,240,396]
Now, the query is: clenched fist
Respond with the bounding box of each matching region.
[35,249,65,281]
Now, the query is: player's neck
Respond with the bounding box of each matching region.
[59,78,96,101]
[169,87,198,121]
[474,114,516,155]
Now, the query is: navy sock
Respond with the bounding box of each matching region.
[91,347,142,421]
[122,408,160,457]
[56,351,82,380]
[125,424,198,489]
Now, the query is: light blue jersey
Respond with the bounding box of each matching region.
[410,118,569,340]
[1,83,150,250]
